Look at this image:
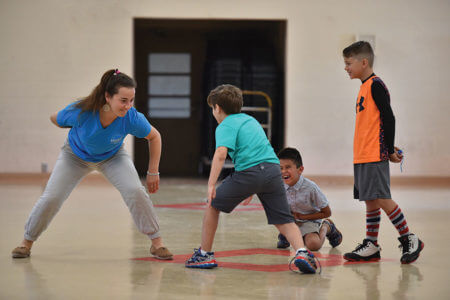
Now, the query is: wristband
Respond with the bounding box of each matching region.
[147,171,160,176]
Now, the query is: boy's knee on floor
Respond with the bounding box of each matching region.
[305,234,322,251]
[305,241,321,251]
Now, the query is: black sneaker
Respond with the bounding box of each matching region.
[398,233,424,264]
[277,233,290,249]
[323,219,343,248]
[344,239,381,262]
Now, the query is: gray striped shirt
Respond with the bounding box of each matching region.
[284,176,328,215]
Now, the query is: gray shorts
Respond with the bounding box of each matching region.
[211,162,295,224]
[296,220,323,236]
[354,160,391,201]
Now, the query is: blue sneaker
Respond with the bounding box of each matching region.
[294,249,317,274]
[277,233,290,249]
[323,219,343,248]
[185,248,218,269]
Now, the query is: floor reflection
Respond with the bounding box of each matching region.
[12,259,51,300]
[393,264,424,300]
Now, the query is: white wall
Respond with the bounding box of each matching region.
[0,0,449,176]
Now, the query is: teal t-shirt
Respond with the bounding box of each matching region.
[215,113,279,171]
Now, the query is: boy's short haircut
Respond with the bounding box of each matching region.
[278,147,303,168]
[343,41,375,67]
[207,84,243,114]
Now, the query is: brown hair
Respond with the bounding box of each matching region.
[343,41,375,67]
[75,69,136,112]
[207,84,243,115]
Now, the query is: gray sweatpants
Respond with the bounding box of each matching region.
[24,142,160,241]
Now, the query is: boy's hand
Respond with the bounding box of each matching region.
[207,185,216,208]
[241,195,253,206]
[206,146,227,208]
[293,212,307,220]
[389,146,403,163]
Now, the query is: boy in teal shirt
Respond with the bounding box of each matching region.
[185,84,318,274]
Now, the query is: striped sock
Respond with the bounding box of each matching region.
[366,208,381,243]
[388,205,410,237]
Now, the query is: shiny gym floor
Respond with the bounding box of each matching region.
[1,175,449,299]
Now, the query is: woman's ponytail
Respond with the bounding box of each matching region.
[75,69,136,112]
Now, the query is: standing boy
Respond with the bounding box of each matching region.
[185,84,318,274]
[276,147,342,251]
[342,41,424,263]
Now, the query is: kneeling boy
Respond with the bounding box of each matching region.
[276,148,342,251]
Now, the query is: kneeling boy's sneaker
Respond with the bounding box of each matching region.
[185,248,218,269]
[398,233,424,264]
[344,239,381,262]
[323,219,343,248]
[294,249,317,274]
[277,233,290,249]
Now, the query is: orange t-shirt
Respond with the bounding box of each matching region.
[354,75,389,164]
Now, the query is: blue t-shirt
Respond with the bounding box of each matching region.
[215,113,279,171]
[56,103,151,162]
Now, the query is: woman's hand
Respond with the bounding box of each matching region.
[146,173,160,193]
[145,127,162,194]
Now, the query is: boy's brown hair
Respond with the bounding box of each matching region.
[207,84,243,114]
[343,41,375,67]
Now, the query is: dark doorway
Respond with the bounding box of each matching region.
[134,19,286,177]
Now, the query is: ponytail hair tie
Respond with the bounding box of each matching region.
[113,68,120,75]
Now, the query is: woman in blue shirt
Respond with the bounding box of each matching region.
[12,69,173,260]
